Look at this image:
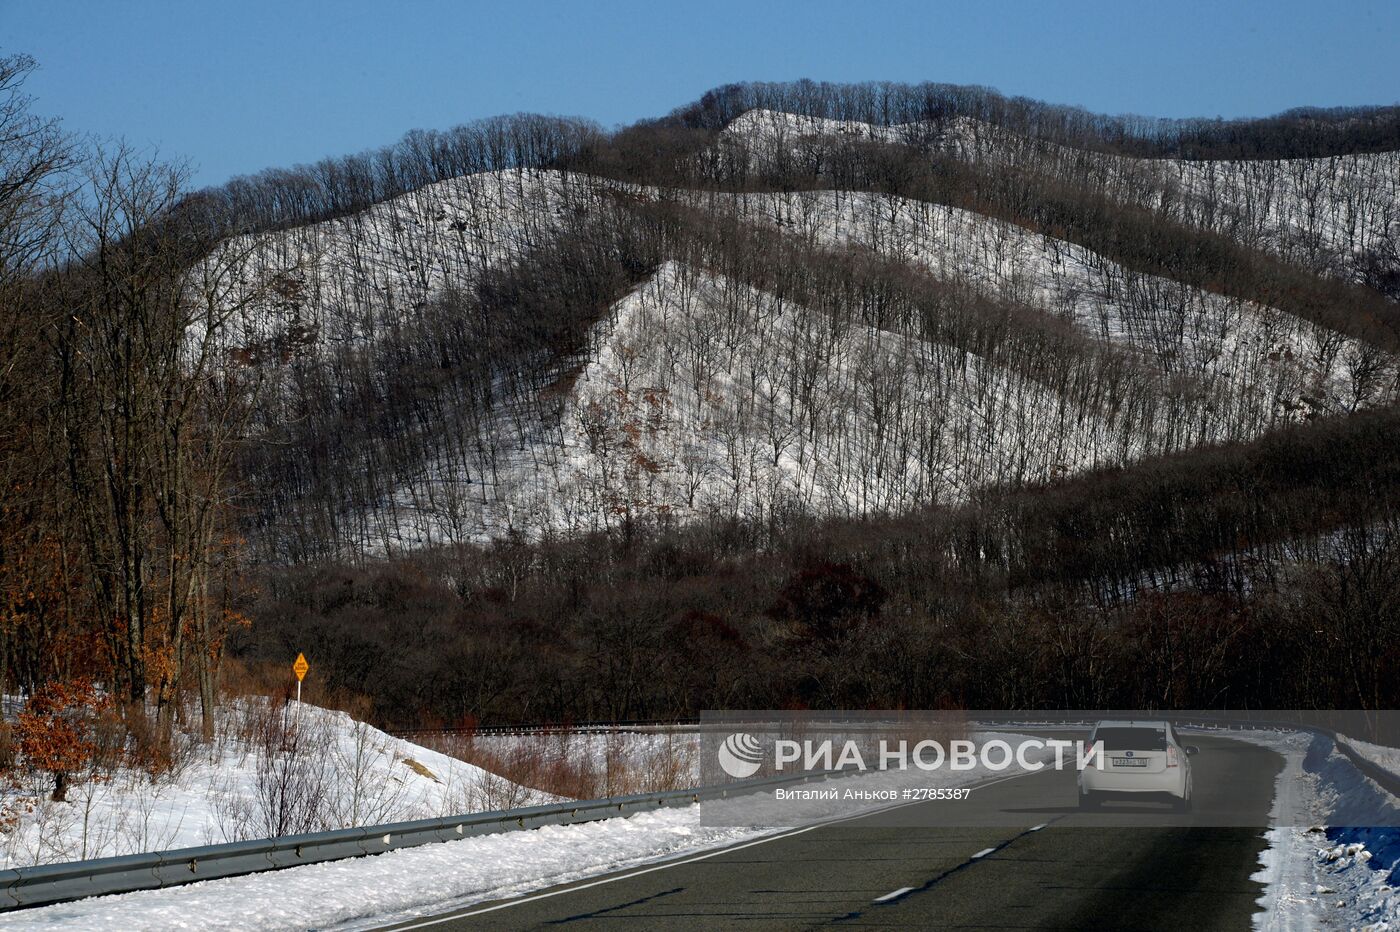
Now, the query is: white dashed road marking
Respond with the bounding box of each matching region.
[874,887,915,903]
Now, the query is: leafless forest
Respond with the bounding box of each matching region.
[4,62,1400,740]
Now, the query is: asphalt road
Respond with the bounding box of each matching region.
[377,734,1282,931]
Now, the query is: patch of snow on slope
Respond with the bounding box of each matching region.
[724,189,1391,424]
[375,260,1123,546]
[718,108,978,167]
[569,261,1115,510]
[199,168,604,354]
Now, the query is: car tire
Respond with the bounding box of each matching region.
[1079,791,1100,810]
[1173,792,1192,814]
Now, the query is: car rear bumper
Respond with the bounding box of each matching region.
[1080,770,1185,796]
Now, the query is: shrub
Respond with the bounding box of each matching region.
[15,680,115,802]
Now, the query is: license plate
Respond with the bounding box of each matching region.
[1112,757,1149,767]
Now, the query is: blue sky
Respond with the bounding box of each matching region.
[5,0,1399,188]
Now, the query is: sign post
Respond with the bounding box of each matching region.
[293,652,309,703]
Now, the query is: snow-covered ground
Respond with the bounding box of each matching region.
[199,168,604,354]
[360,257,1115,545]
[368,241,1391,547]
[0,701,548,870]
[1233,730,1400,931]
[1346,738,1400,782]
[715,108,984,168]
[557,260,1120,516]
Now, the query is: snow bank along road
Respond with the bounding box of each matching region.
[377,733,1280,930]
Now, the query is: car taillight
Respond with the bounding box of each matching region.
[1167,746,1179,768]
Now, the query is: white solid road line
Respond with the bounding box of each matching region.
[874,886,916,902]
[971,847,997,859]
[1030,822,1048,831]
[379,766,1058,930]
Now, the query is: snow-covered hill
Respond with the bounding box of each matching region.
[198,112,1399,554]
[0,701,549,869]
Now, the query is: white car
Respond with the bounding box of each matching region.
[1078,720,1197,812]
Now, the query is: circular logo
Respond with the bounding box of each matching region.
[1125,750,1134,758]
[717,732,764,779]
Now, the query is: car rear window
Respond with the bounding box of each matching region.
[1094,727,1167,751]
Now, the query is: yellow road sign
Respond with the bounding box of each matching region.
[293,653,309,681]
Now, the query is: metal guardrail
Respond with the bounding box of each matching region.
[6,715,1399,911]
[0,766,836,911]
[389,718,701,739]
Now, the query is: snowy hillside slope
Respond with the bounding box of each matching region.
[721,108,1400,278]
[1155,152,1400,271]
[209,161,1387,437]
[560,261,1118,514]
[722,189,1391,422]
[367,260,1154,547]
[359,197,1391,547]
[199,127,1397,552]
[717,108,979,160]
[202,168,604,355]
[0,701,549,869]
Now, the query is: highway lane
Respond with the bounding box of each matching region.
[376,734,1282,930]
